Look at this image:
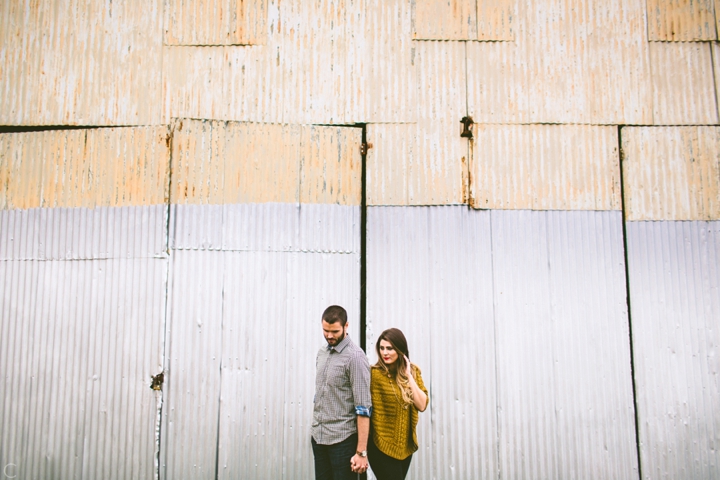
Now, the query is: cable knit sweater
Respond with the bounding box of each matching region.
[370,364,429,460]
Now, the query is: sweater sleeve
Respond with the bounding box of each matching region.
[413,364,429,407]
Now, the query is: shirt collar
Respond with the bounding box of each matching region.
[328,334,351,353]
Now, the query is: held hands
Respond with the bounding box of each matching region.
[350,454,368,474]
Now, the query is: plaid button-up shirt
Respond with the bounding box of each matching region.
[311,335,372,445]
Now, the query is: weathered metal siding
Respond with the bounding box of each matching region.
[647,0,717,41]
[163,0,417,124]
[170,119,361,206]
[414,41,468,205]
[466,0,653,125]
[0,128,170,210]
[161,229,360,480]
[414,0,515,40]
[650,42,719,125]
[164,0,267,45]
[471,124,621,211]
[367,206,638,479]
[0,256,167,479]
[0,206,167,261]
[492,209,637,480]
[627,221,720,479]
[0,0,163,126]
[622,126,720,221]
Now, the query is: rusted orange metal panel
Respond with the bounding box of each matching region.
[467,0,652,125]
[650,42,719,125]
[414,0,477,40]
[0,128,170,210]
[622,127,720,221]
[470,125,621,211]
[477,0,515,40]
[164,0,267,45]
[647,0,717,41]
[170,119,361,206]
[0,0,163,126]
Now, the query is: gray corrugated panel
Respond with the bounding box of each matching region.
[217,251,288,479]
[295,204,360,253]
[169,203,360,253]
[0,0,163,125]
[622,126,720,221]
[283,251,361,479]
[627,221,720,480]
[366,206,433,478]
[492,210,638,479]
[0,258,166,479]
[647,0,717,41]
[471,124,622,211]
[161,250,225,479]
[425,207,497,479]
[650,42,719,125]
[467,0,652,125]
[0,206,167,260]
[164,0,267,45]
[366,206,498,479]
[223,203,300,252]
[169,204,225,251]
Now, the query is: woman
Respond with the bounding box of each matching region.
[369,328,429,480]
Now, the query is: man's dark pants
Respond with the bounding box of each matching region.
[311,433,367,480]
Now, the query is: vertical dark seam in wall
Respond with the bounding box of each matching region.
[708,43,720,123]
[359,124,368,352]
[618,125,643,480]
[157,122,175,480]
[214,274,225,480]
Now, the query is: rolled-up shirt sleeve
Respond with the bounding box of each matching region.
[349,350,372,416]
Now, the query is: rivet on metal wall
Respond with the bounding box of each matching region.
[460,116,474,139]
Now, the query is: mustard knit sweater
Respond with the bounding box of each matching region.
[370,364,429,460]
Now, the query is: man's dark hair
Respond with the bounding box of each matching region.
[322,305,347,326]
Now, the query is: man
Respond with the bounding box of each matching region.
[311,305,371,479]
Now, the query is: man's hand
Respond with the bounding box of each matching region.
[350,454,368,474]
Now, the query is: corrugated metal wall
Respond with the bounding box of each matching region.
[2,1,720,479]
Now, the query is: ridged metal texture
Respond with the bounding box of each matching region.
[413,0,515,40]
[164,0,417,124]
[467,0,653,125]
[622,126,720,221]
[0,255,167,479]
[164,0,267,45]
[364,42,468,206]
[0,128,170,210]
[0,0,163,126]
[0,206,167,260]
[367,206,638,479]
[170,119,361,206]
[161,236,360,479]
[170,203,359,253]
[647,0,717,41]
[650,42,719,125]
[626,221,720,480]
[470,124,621,211]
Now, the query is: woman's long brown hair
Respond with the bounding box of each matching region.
[373,328,414,404]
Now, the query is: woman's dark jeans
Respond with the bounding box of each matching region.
[368,437,413,480]
[312,433,367,480]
